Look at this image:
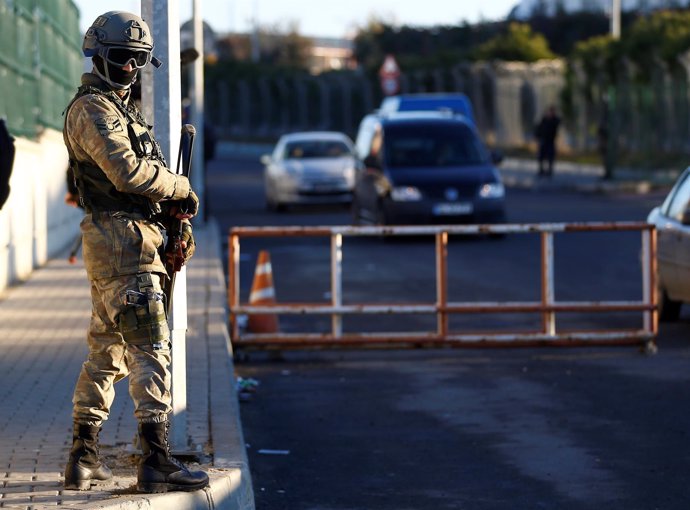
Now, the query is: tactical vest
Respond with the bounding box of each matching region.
[63,84,166,218]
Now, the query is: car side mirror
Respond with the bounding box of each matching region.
[260,154,272,166]
[490,149,504,165]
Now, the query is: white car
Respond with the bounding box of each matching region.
[261,131,356,211]
[647,166,690,320]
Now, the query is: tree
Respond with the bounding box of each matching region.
[474,22,556,62]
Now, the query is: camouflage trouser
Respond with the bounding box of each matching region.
[72,272,172,426]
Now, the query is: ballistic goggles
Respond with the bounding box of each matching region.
[100,46,154,69]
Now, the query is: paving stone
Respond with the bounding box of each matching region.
[0,223,251,509]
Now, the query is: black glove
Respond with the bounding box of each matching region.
[181,222,195,262]
[179,190,199,217]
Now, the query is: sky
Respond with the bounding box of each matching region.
[73,0,518,38]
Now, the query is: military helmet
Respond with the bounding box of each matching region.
[83,11,154,55]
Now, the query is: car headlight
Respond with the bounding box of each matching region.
[343,166,355,187]
[391,186,422,201]
[478,182,505,199]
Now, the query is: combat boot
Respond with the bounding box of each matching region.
[64,423,113,490]
[137,420,209,493]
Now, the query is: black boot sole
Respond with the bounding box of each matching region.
[137,479,209,493]
[64,477,112,490]
[64,479,93,491]
[64,470,113,491]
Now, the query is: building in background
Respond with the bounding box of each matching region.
[308,37,356,74]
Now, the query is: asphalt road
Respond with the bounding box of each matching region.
[206,150,690,510]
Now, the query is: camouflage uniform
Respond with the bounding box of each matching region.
[63,72,190,426]
[63,11,207,494]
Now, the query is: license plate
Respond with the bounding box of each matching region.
[309,182,337,191]
[433,202,473,215]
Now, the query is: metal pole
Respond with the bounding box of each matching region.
[643,227,658,354]
[610,0,621,40]
[229,233,240,341]
[331,233,343,337]
[541,232,556,336]
[141,0,187,452]
[251,0,260,62]
[190,0,205,222]
[436,231,448,337]
[641,229,651,333]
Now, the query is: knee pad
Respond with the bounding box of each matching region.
[118,273,170,349]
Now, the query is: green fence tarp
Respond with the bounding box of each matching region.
[0,0,82,138]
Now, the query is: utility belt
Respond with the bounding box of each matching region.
[70,160,162,221]
[83,202,154,219]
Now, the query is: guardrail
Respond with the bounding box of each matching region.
[228,222,657,352]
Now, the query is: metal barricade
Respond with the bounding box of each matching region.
[228,222,657,352]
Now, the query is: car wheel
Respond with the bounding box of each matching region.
[658,286,682,322]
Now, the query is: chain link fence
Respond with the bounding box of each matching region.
[205,57,690,166]
[204,61,567,147]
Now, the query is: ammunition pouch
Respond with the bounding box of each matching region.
[118,273,169,350]
[129,123,158,160]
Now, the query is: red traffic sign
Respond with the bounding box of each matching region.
[379,54,401,96]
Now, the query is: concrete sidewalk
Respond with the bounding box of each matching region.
[501,156,681,194]
[0,219,254,509]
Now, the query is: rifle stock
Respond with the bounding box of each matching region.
[164,124,196,315]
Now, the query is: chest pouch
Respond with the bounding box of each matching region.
[128,123,155,159]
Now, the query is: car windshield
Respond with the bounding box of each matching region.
[664,170,690,221]
[383,123,487,168]
[284,140,351,159]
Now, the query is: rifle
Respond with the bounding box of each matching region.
[164,123,196,315]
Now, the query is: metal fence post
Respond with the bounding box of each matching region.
[541,231,556,336]
[436,231,449,337]
[331,233,343,338]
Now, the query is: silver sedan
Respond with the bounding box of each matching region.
[261,131,356,211]
[647,166,690,321]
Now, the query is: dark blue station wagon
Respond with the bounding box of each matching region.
[352,111,506,226]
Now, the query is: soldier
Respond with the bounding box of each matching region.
[62,11,208,493]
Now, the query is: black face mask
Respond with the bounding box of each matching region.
[93,56,138,89]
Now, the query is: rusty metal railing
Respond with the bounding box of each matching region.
[228,222,657,352]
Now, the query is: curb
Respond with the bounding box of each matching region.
[78,470,244,509]
[501,157,677,195]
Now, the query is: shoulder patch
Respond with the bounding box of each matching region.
[95,115,124,136]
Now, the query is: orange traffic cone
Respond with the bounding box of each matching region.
[247,250,279,333]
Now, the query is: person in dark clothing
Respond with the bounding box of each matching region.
[0,118,15,210]
[535,105,561,177]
